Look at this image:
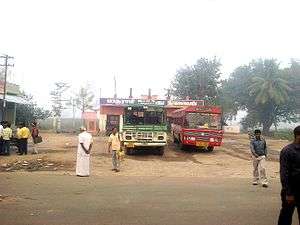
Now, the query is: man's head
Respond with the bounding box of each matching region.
[112,127,118,135]
[80,127,86,133]
[6,122,11,128]
[19,122,25,128]
[294,126,300,143]
[254,129,261,139]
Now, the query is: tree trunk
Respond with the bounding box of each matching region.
[262,120,273,135]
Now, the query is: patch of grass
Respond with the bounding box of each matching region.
[271,130,294,141]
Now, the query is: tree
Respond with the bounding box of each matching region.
[170,57,221,104]
[50,82,70,132]
[16,93,52,125]
[74,84,95,116]
[223,59,298,134]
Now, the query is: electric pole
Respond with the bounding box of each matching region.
[113,76,117,99]
[0,54,14,121]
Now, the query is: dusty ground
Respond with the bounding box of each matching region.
[1,132,297,225]
[0,132,289,178]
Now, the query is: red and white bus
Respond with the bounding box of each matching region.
[170,105,223,152]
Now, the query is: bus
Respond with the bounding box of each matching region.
[170,105,223,152]
[122,104,167,155]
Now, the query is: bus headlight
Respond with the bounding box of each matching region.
[158,136,164,140]
[187,136,196,141]
[209,138,215,142]
[125,136,132,140]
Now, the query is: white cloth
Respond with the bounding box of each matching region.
[76,131,93,176]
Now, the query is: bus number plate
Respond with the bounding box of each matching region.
[127,143,134,148]
[196,141,208,147]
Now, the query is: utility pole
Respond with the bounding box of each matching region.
[113,75,117,99]
[0,54,14,121]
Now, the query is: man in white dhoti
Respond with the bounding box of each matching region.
[76,127,93,177]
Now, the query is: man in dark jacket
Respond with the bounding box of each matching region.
[250,129,268,187]
[278,125,300,225]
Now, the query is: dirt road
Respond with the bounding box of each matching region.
[1,173,296,225]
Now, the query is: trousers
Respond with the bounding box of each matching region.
[278,189,300,225]
[112,150,120,170]
[253,156,268,184]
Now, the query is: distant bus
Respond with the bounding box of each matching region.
[170,105,223,152]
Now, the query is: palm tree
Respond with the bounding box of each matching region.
[248,60,291,133]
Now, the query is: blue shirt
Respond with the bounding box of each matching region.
[250,138,267,156]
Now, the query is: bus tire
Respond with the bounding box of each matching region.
[126,148,133,155]
[179,141,186,150]
[173,134,179,143]
[157,147,164,156]
[207,146,214,152]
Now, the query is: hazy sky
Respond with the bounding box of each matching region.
[1,0,300,110]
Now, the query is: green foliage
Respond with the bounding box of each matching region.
[16,93,52,125]
[272,130,294,141]
[170,57,221,104]
[222,59,299,134]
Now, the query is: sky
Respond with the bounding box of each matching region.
[1,0,300,112]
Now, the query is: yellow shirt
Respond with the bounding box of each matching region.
[2,128,12,140]
[17,127,30,139]
[108,133,121,151]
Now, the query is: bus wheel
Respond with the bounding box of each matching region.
[157,147,164,156]
[173,135,179,144]
[126,148,133,155]
[207,146,214,152]
[179,141,186,150]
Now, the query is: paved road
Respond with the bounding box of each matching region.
[0,173,298,225]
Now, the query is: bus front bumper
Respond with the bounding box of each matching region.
[124,142,167,148]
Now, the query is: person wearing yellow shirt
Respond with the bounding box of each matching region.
[2,122,12,156]
[17,122,30,155]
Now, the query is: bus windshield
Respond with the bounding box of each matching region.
[185,113,221,129]
[124,107,164,125]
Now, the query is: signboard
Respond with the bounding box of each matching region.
[167,100,204,107]
[100,98,167,106]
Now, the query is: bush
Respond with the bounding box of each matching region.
[271,130,294,141]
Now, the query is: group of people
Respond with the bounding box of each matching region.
[76,127,122,177]
[0,121,40,156]
[250,126,300,225]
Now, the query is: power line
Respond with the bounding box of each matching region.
[0,54,14,121]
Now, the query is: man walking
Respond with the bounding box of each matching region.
[278,126,300,225]
[108,127,121,172]
[2,122,12,156]
[76,127,93,177]
[17,122,30,155]
[250,129,268,187]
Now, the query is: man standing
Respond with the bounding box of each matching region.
[31,122,40,154]
[108,127,121,172]
[17,122,30,155]
[2,122,12,156]
[250,129,268,187]
[278,126,300,225]
[76,127,93,177]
